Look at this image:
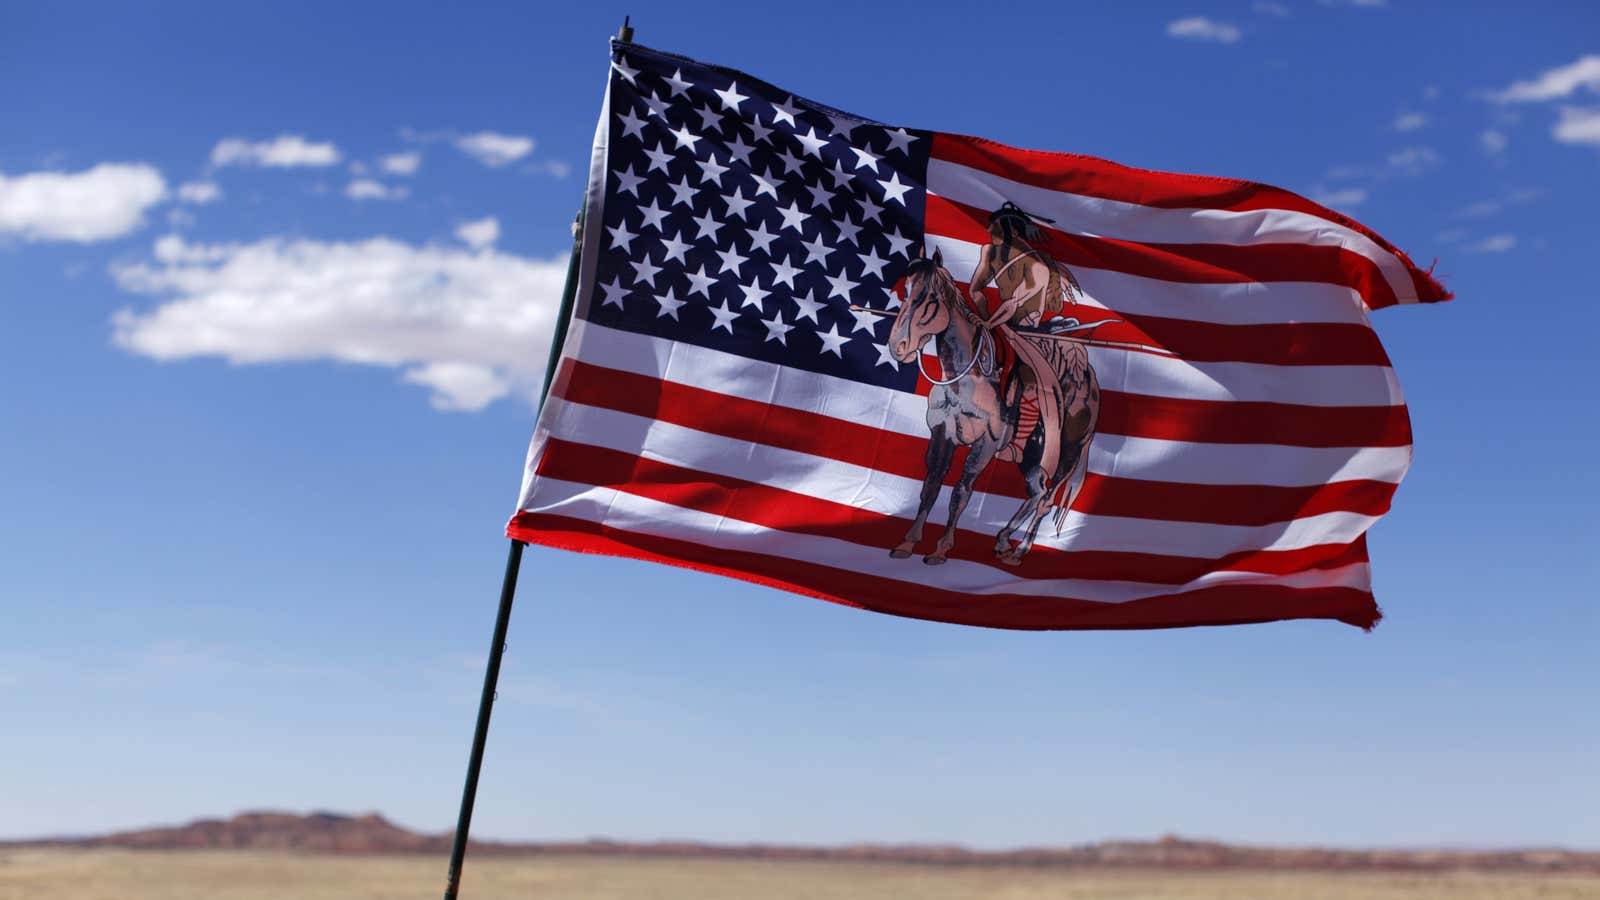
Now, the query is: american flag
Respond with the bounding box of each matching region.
[508,41,1449,631]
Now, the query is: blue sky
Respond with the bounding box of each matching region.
[3,1,1597,848]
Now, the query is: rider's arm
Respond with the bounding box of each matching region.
[985,295,1020,329]
[968,244,994,296]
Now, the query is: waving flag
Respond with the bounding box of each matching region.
[507,41,1449,631]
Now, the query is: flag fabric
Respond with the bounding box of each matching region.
[508,40,1449,631]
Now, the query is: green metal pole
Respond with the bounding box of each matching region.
[441,208,587,900]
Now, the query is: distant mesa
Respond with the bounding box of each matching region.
[9,811,1598,873]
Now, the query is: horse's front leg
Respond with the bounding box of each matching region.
[926,434,998,566]
[893,424,954,558]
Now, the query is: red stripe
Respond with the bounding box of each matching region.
[944,277,1394,368]
[507,511,1379,631]
[559,361,1400,523]
[931,133,1449,306]
[928,194,1404,310]
[535,406,1374,585]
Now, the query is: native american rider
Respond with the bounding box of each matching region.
[966,202,1095,470]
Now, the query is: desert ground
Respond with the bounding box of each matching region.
[5,849,1600,900]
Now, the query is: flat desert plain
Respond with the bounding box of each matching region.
[5,849,1600,900]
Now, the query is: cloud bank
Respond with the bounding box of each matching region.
[0,163,167,243]
[111,234,570,411]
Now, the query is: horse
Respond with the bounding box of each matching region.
[885,247,1100,567]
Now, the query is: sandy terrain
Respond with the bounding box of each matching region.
[5,848,1600,900]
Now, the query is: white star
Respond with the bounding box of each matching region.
[692,104,722,133]
[791,289,825,324]
[825,112,859,138]
[664,68,692,98]
[638,199,670,232]
[618,108,647,140]
[768,255,803,289]
[690,210,724,243]
[878,171,913,205]
[849,305,882,334]
[630,252,664,288]
[884,225,912,257]
[640,90,671,122]
[612,164,645,197]
[606,221,638,253]
[667,175,697,209]
[750,169,779,199]
[746,222,780,255]
[714,81,749,112]
[772,95,803,127]
[643,141,673,174]
[696,153,731,185]
[775,147,806,177]
[883,284,901,309]
[722,187,755,220]
[850,145,880,172]
[804,181,834,210]
[745,117,774,145]
[884,127,917,155]
[823,160,853,189]
[834,214,864,246]
[816,322,849,357]
[684,264,716,298]
[726,135,755,165]
[660,230,691,264]
[612,56,639,84]
[776,200,809,233]
[800,234,835,266]
[824,266,860,300]
[857,193,885,223]
[599,276,630,308]
[858,247,890,280]
[739,278,770,310]
[795,127,828,157]
[708,299,739,333]
[762,312,794,345]
[716,243,750,276]
[654,287,686,320]
[669,125,702,152]
[874,338,900,368]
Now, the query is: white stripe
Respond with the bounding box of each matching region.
[554,320,1412,486]
[524,473,1374,603]
[925,233,1373,327]
[537,396,1385,559]
[927,158,1418,306]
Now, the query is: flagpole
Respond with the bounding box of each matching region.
[440,165,596,900]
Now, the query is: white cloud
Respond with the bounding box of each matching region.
[1553,105,1600,147]
[345,178,408,201]
[110,234,569,411]
[1166,16,1241,43]
[1386,145,1441,175]
[454,216,500,250]
[1462,233,1517,254]
[0,163,167,243]
[521,159,574,178]
[1309,186,1368,208]
[210,134,341,168]
[454,131,535,167]
[1252,1,1290,15]
[1488,55,1600,103]
[177,180,222,204]
[1479,129,1508,156]
[1422,84,1441,101]
[380,151,422,176]
[1393,111,1427,132]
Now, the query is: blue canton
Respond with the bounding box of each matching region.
[578,42,930,392]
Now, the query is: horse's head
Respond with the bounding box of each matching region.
[889,247,954,364]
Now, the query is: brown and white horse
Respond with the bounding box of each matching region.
[885,248,1100,566]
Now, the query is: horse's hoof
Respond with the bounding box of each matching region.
[999,553,1024,567]
[923,554,948,566]
[889,547,913,559]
